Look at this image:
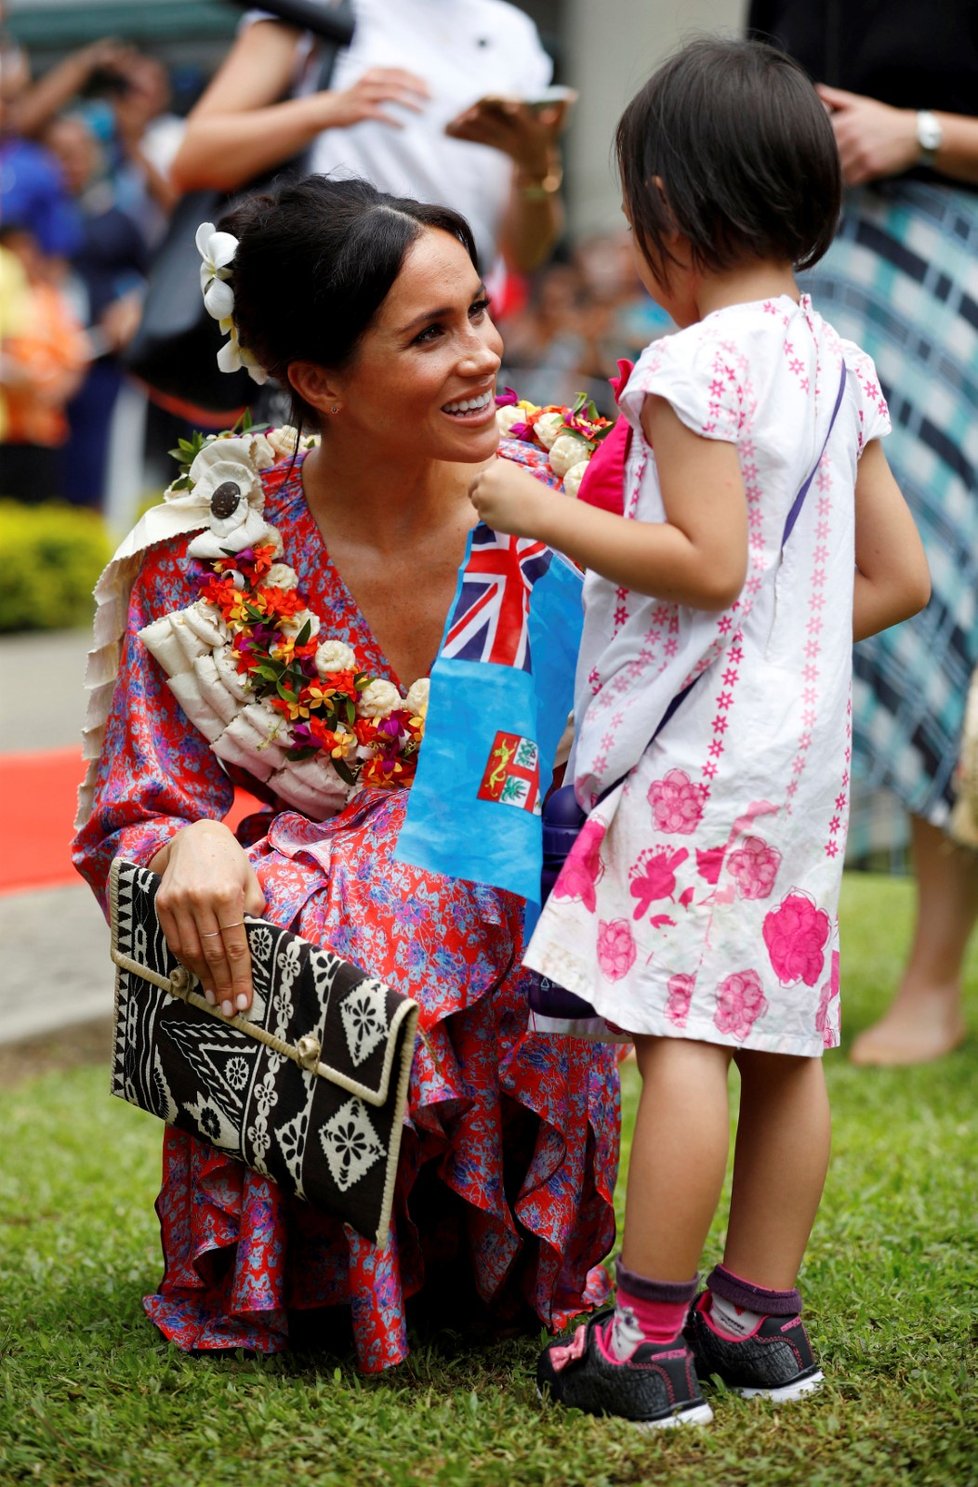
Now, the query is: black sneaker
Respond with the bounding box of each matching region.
[686,1291,824,1402]
[537,1309,713,1429]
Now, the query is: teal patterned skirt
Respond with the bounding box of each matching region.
[803,179,978,853]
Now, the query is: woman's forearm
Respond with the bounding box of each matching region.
[818,86,978,189]
[171,95,328,193]
[14,42,109,138]
[498,180,563,274]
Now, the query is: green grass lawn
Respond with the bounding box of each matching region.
[1,874,976,1487]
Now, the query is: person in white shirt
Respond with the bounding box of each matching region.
[171,0,572,276]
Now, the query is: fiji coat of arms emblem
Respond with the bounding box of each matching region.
[477,730,542,814]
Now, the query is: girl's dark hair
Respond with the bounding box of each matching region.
[615,37,842,283]
[220,175,479,424]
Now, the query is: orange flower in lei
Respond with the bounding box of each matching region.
[197,539,424,791]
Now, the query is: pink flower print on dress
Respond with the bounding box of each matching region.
[714,969,768,1040]
[666,973,695,1029]
[762,891,831,987]
[552,816,606,913]
[815,950,841,1048]
[597,919,637,982]
[696,845,726,884]
[629,846,689,921]
[727,835,782,900]
[648,768,704,834]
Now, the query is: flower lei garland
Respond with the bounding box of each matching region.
[138,422,429,816]
[199,520,428,794]
[495,387,614,497]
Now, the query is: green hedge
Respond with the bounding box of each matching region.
[0,500,112,633]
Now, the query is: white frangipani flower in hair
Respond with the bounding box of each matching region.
[196,222,237,297]
[216,324,268,386]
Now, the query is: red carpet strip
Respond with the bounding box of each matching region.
[0,749,260,896]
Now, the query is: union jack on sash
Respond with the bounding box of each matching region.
[442,524,555,671]
[396,453,584,907]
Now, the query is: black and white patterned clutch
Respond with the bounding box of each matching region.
[108,858,419,1246]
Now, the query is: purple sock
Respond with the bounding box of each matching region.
[707,1262,802,1317]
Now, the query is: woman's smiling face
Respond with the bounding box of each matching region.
[332,228,503,464]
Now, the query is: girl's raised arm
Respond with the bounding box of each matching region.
[470,395,748,610]
[852,439,931,641]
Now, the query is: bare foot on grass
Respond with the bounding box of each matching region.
[849,983,966,1066]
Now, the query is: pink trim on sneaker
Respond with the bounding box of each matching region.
[594,1320,624,1365]
[696,1290,764,1343]
[593,1318,686,1367]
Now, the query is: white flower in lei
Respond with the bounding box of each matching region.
[358,679,403,719]
[266,425,302,461]
[315,639,357,674]
[186,438,272,559]
[266,562,299,590]
[405,678,430,720]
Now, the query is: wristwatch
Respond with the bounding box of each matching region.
[916,110,943,166]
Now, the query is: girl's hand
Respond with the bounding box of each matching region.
[816,85,919,186]
[318,67,430,130]
[149,821,266,1017]
[469,461,556,538]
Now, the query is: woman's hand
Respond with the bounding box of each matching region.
[318,67,430,131]
[149,821,266,1017]
[445,94,571,180]
[469,461,556,538]
[816,85,919,186]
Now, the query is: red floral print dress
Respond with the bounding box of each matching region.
[73,453,620,1371]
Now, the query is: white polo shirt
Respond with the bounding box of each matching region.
[253,0,552,269]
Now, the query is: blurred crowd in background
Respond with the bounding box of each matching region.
[0,10,666,528]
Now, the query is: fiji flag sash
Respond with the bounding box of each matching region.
[395,521,583,906]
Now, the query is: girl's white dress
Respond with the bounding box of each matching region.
[524,295,890,1056]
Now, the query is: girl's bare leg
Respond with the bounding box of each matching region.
[850,814,972,1066]
[722,1050,830,1289]
[621,1036,733,1281]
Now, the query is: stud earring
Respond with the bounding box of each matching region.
[330,404,340,415]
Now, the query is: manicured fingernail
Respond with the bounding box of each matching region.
[221,1000,233,1017]
[204,988,216,1006]
[235,994,249,1012]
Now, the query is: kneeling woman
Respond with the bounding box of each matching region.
[72,176,619,1372]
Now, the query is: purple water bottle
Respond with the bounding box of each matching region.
[528,784,600,1020]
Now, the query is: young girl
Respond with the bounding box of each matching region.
[469,37,930,1427]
